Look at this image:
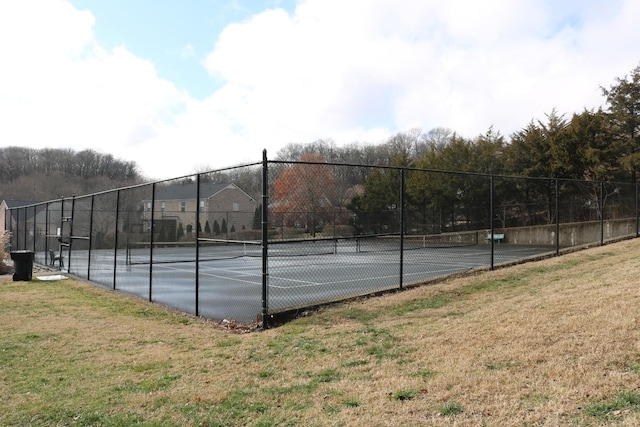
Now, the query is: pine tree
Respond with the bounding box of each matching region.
[253,205,262,230]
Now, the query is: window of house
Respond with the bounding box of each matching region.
[233,202,239,212]
[200,200,205,208]
[146,202,151,211]
[161,202,165,212]
[180,201,186,212]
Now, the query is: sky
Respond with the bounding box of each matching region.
[1,0,639,180]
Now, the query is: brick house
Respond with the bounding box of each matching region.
[141,182,257,240]
[1,200,40,234]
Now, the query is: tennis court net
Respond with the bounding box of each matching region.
[125,239,262,265]
[125,232,479,265]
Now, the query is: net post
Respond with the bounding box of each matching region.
[261,149,270,329]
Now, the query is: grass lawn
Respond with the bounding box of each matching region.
[2,239,640,426]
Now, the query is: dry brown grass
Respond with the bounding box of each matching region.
[2,239,640,426]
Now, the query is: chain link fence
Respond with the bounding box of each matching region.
[5,152,639,327]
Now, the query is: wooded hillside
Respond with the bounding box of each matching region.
[0,147,142,201]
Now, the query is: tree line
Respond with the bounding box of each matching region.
[269,64,640,235]
[0,147,141,201]
[276,63,640,184]
[2,63,638,214]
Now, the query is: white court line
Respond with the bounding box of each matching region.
[151,263,261,286]
[142,246,544,291]
[268,266,466,289]
[145,256,483,290]
[199,271,260,286]
[197,263,262,276]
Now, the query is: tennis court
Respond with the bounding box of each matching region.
[9,158,638,326]
[69,240,554,323]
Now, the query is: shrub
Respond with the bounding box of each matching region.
[440,401,464,416]
[0,232,11,275]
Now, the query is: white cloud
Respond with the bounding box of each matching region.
[1,0,639,180]
[201,0,640,150]
[0,0,189,178]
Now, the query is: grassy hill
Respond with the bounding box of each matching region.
[2,239,640,426]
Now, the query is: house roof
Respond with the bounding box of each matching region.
[2,200,40,209]
[153,182,238,201]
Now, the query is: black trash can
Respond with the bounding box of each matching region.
[10,250,34,281]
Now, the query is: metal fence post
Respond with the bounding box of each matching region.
[68,196,76,273]
[149,183,156,302]
[490,176,495,270]
[555,179,560,256]
[10,208,14,249]
[22,206,27,250]
[32,205,37,254]
[113,189,120,290]
[634,182,640,237]
[45,203,50,265]
[600,181,605,245]
[195,173,201,316]
[15,208,20,250]
[262,149,269,329]
[399,169,405,290]
[87,195,94,280]
[58,197,64,264]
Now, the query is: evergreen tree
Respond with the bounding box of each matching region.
[601,63,640,181]
[253,205,262,230]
